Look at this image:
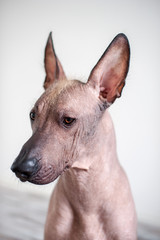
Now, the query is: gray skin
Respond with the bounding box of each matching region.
[11,33,137,240]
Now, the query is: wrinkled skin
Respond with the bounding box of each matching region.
[11,33,137,240]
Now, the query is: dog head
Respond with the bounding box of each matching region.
[11,33,130,184]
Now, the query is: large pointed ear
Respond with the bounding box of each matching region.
[44,32,66,90]
[88,33,130,106]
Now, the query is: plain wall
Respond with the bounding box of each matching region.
[0,0,160,227]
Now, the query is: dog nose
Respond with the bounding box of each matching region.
[11,157,38,182]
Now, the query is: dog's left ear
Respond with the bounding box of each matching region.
[44,32,66,90]
[88,33,130,105]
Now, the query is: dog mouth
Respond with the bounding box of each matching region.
[11,154,68,185]
[15,164,62,185]
[31,164,70,185]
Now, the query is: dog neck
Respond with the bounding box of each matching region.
[60,110,120,212]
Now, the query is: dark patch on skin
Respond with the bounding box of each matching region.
[98,100,111,112]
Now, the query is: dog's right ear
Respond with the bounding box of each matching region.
[44,32,66,90]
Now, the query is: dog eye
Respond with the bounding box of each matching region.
[30,111,36,121]
[63,117,75,127]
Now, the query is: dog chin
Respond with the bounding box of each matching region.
[28,175,59,185]
[28,169,62,185]
[25,164,62,185]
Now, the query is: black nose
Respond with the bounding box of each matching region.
[11,157,38,182]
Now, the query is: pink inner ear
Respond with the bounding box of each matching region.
[100,69,120,102]
[87,34,130,104]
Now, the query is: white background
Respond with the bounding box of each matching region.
[0,0,160,227]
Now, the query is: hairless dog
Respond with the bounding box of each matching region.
[11,33,137,240]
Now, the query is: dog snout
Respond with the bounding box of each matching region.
[11,156,39,182]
